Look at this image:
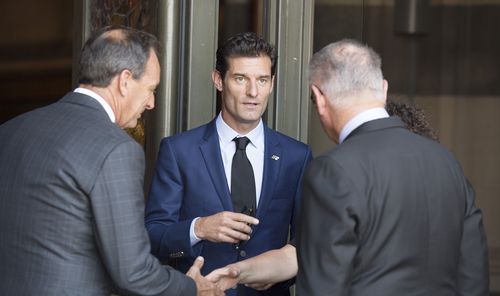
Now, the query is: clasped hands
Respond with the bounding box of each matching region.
[194,211,275,291]
[206,263,275,291]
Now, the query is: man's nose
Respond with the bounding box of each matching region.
[146,94,155,110]
[246,80,258,98]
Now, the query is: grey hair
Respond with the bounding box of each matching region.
[77,25,160,87]
[309,39,385,105]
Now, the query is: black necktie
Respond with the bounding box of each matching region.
[231,137,256,214]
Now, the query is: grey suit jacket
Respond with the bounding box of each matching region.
[296,117,489,296]
[0,92,195,295]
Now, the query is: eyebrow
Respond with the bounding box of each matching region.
[232,73,272,79]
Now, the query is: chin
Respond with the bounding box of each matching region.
[124,121,138,129]
[240,116,260,125]
[244,110,264,120]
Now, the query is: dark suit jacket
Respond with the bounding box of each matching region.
[146,118,312,295]
[0,92,195,295]
[296,117,489,296]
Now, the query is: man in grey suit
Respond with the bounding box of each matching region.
[296,39,489,295]
[0,26,222,296]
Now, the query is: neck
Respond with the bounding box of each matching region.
[79,84,119,120]
[331,94,386,141]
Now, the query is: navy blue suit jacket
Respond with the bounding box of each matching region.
[146,118,312,295]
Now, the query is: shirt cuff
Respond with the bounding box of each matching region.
[189,217,202,246]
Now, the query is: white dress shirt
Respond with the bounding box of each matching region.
[74,87,115,123]
[189,113,265,245]
[339,107,389,144]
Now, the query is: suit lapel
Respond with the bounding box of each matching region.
[255,126,282,220]
[199,120,233,211]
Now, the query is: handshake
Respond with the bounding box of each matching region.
[206,260,275,292]
[186,244,297,295]
[186,256,275,296]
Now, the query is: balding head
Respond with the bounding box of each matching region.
[77,25,160,87]
[309,39,386,107]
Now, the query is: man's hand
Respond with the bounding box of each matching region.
[206,264,273,291]
[206,264,240,291]
[195,211,259,243]
[186,257,224,296]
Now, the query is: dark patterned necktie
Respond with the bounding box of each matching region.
[231,136,256,214]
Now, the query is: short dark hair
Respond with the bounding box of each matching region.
[77,25,160,87]
[215,32,277,78]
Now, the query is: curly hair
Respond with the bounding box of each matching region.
[386,100,439,141]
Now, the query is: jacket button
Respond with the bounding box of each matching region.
[239,250,246,257]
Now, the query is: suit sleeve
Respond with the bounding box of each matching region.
[90,140,196,296]
[296,156,359,295]
[145,138,202,262]
[457,179,489,296]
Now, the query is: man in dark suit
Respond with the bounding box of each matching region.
[295,39,489,295]
[145,32,312,296]
[0,26,222,296]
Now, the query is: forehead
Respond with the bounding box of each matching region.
[226,56,272,76]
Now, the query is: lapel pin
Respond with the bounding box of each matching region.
[271,155,280,161]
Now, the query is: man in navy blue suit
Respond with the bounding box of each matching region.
[145,32,312,296]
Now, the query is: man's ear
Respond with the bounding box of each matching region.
[212,70,223,92]
[382,79,388,101]
[311,84,328,116]
[118,69,133,97]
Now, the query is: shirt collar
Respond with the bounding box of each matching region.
[215,113,264,150]
[339,107,389,143]
[74,87,116,123]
